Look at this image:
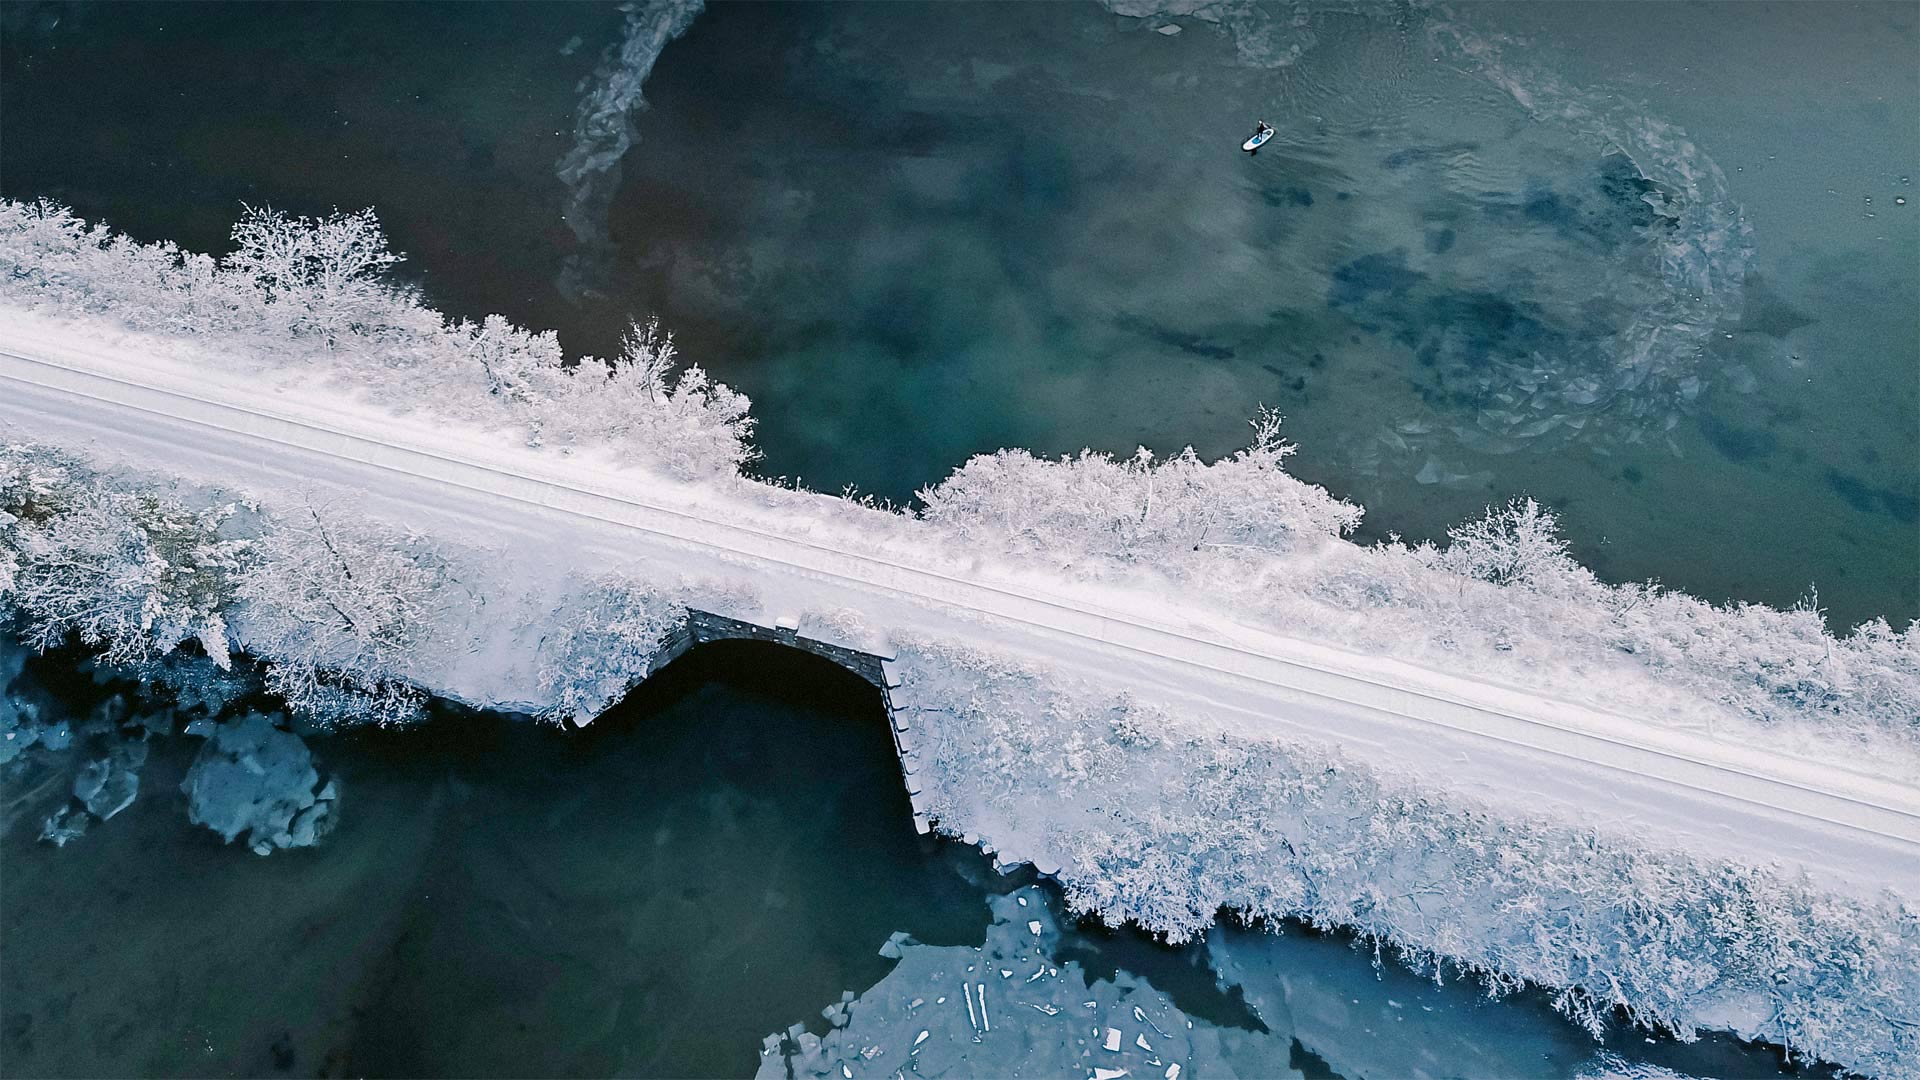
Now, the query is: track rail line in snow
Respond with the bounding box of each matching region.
[2,338,1916,895]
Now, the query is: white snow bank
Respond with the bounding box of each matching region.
[0,200,755,480]
[890,634,1920,1079]
[0,199,1906,773]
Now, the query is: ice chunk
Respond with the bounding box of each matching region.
[181,713,336,853]
[40,806,89,847]
[1104,1027,1123,1051]
[73,760,106,804]
[73,754,139,820]
[1155,23,1182,35]
[879,931,911,959]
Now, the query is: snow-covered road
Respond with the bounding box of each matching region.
[2,324,1916,898]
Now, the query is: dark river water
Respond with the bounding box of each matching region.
[1,638,1822,1079]
[3,0,1913,629]
[0,1,1912,1076]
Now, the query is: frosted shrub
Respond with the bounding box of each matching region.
[1438,497,1588,594]
[0,200,251,334]
[535,575,687,725]
[225,205,407,350]
[919,408,1360,566]
[0,200,110,306]
[1258,499,1920,752]
[234,504,453,727]
[2,444,245,667]
[453,313,567,406]
[543,317,758,477]
[893,637,1920,1079]
[0,200,760,479]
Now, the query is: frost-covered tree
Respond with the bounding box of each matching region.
[234,503,449,727]
[2,201,763,478]
[545,317,758,476]
[0,199,108,303]
[534,575,687,725]
[0,200,248,333]
[1436,497,1587,593]
[918,408,1360,565]
[452,313,565,405]
[2,444,245,667]
[223,205,405,349]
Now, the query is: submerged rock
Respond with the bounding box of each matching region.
[182,713,338,854]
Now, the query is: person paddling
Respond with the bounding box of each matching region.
[1243,120,1275,153]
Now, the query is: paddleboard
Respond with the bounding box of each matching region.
[1243,128,1274,152]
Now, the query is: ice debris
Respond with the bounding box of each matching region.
[39,805,89,847]
[757,886,1277,1079]
[72,743,143,820]
[181,713,338,854]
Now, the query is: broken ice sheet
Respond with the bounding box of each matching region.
[754,885,1294,1078]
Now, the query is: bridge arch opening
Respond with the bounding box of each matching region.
[341,634,995,1075]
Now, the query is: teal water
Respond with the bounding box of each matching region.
[0,3,1911,1075]
[3,0,1913,628]
[0,638,1823,1078]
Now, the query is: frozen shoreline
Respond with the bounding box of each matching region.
[4,318,1912,884]
[3,311,1916,1076]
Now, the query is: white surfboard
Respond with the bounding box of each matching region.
[1242,128,1274,152]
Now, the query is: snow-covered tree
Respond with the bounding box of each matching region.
[534,575,687,725]
[223,205,405,349]
[452,313,565,405]
[234,502,449,727]
[0,199,103,302]
[2,445,245,667]
[918,408,1360,565]
[544,317,758,476]
[1436,497,1586,592]
[2,201,763,478]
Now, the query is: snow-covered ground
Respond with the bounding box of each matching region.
[4,214,1918,1073]
[4,315,1913,900]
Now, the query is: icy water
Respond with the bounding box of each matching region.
[1,639,1823,1079]
[0,1,1913,1076]
[2,0,1914,630]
